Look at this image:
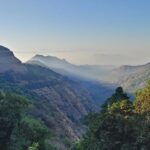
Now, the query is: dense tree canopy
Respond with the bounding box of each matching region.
[134,81,150,114]
[101,87,129,112]
[0,92,50,150]
[0,92,28,150]
[2,82,150,150]
[73,84,150,150]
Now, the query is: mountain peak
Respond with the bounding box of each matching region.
[0,45,11,51]
[33,54,44,58]
[0,46,21,63]
[31,54,70,65]
[0,46,26,73]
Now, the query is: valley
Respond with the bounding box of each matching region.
[0,45,150,149]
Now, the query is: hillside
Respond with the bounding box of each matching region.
[0,46,99,149]
[106,63,150,92]
[2,45,150,149]
[27,55,115,81]
[27,53,150,97]
[27,54,116,102]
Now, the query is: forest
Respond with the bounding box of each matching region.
[1,81,150,150]
[73,82,150,150]
[0,92,51,150]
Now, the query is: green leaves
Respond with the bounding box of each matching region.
[134,81,150,114]
[19,117,49,150]
[0,92,50,150]
[108,100,133,115]
[74,85,150,150]
[0,92,28,150]
[101,87,129,112]
[28,143,39,150]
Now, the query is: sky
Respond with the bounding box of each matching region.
[0,0,150,65]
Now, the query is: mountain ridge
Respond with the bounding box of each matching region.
[0,46,99,149]
[27,54,115,81]
[0,45,27,73]
[28,53,150,94]
[105,62,150,92]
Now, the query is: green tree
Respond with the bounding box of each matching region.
[0,92,50,150]
[75,84,150,150]
[134,81,150,114]
[74,87,136,150]
[0,92,28,150]
[101,87,129,112]
[19,117,49,150]
[108,99,133,115]
[28,143,39,150]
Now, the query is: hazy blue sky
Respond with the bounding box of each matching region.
[0,0,150,65]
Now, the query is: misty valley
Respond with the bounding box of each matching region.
[0,46,150,150]
[1,0,150,149]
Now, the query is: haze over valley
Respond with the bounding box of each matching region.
[1,0,150,150]
[0,44,150,149]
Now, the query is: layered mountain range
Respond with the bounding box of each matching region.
[28,53,150,94]
[27,54,117,102]
[0,45,150,149]
[27,54,115,81]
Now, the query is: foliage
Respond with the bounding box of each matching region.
[134,81,150,114]
[0,92,28,150]
[108,99,133,115]
[101,87,129,112]
[28,143,39,150]
[18,117,49,150]
[0,92,50,150]
[74,85,150,150]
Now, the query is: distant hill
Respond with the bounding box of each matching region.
[106,63,150,92]
[27,54,150,94]
[27,54,116,102]
[27,54,115,81]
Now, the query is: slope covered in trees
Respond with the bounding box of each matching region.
[0,92,51,150]
[73,82,150,150]
[105,63,150,93]
[0,45,100,149]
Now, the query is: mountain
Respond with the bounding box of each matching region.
[27,55,150,93]
[27,55,115,81]
[106,63,150,92]
[0,46,99,149]
[0,45,26,73]
[5,45,150,148]
[27,55,116,102]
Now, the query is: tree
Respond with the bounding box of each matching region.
[0,92,28,150]
[18,117,49,150]
[73,87,136,150]
[74,84,150,150]
[101,87,129,112]
[108,100,133,115]
[28,143,39,150]
[134,81,150,114]
[0,92,50,150]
